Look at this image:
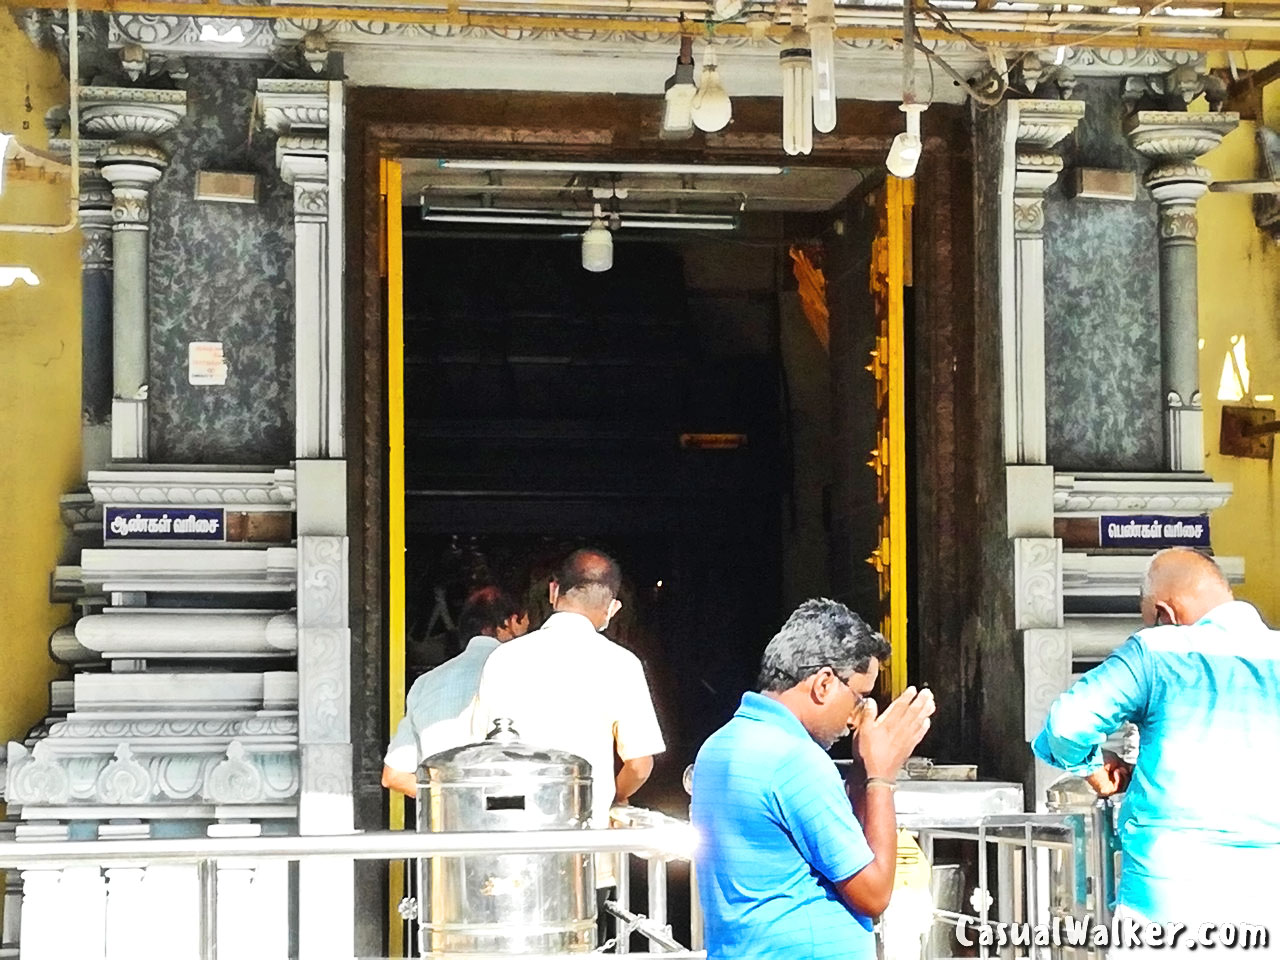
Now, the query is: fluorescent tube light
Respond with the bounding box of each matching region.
[436,159,785,176]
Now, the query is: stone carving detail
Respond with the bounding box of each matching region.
[8,739,299,807]
[1014,538,1063,630]
[299,628,350,744]
[294,182,329,220]
[81,223,114,269]
[1159,206,1198,240]
[95,744,152,804]
[301,744,353,799]
[87,468,297,507]
[298,537,347,628]
[48,716,298,740]
[1013,197,1045,234]
[1124,112,1239,167]
[7,742,71,805]
[205,742,266,803]
[1123,64,1227,113]
[1023,628,1072,741]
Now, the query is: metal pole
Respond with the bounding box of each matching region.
[1025,823,1039,960]
[647,857,668,952]
[0,826,695,868]
[617,852,631,955]
[977,824,989,960]
[689,860,703,952]
[198,859,217,960]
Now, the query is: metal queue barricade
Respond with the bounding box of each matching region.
[0,813,704,960]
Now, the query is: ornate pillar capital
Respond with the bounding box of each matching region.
[1011,100,1085,237]
[79,86,188,141]
[97,143,168,230]
[255,79,330,137]
[257,80,332,223]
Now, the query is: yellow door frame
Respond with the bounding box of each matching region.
[382,157,409,957]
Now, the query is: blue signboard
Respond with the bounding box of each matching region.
[104,507,227,543]
[1098,514,1210,549]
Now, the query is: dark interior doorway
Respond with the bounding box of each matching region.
[400,234,789,802]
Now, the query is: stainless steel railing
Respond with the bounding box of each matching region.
[0,813,704,960]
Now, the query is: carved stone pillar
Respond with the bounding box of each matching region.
[80,87,187,462]
[1125,110,1239,471]
[256,79,344,460]
[79,173,116,475]
[1002,99,1085,466]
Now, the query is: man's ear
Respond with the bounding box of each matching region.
[549,581,559,606]
[1154,600,1179,626]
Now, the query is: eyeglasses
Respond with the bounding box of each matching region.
[798,664,867,706]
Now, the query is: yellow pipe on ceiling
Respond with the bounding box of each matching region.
[6,0,1280,51]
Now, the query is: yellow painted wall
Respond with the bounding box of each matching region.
[0,16,81,749]
[1198,56,1280,624]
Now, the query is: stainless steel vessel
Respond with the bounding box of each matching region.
[1046,776,1124,958]
[416,718,596,956]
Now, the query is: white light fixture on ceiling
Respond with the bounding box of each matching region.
[779,12,814,157]
[712,0,746,18]
[808,0,838,134]
[436,159,785,176]
[886,0,925,179]
[662,35,697,140]
[582,204,614,273]
[691,48,733,134]
[886,103,925,179]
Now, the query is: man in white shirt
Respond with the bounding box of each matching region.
[382,586,529,796]
[472,549,666,886]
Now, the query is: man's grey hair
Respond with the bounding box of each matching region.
[757,598,893,693]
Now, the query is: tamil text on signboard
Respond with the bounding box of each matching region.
[104,507,227,543]
[1098,514,1210,550]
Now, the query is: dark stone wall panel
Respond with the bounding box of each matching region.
[149,58,295,465]
[1043,78,1163,471]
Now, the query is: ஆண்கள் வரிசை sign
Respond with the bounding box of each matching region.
[1098,514,1210,549]
[103,507,227,543]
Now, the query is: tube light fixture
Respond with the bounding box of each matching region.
[779,18,814,157]
[691,48,733,134]
[808,0,838,134]
[436,159,785,176]
[421,212,738,231]
[422,205,735,222]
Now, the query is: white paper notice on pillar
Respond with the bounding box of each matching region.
[188,341,228,386]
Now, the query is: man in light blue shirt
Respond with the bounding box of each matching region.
[382,586,528,795]
[1034,548,1280,926]
[692,599,935,960]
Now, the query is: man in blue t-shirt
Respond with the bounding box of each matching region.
[691,598,936,960]
[1034,547,1280,930]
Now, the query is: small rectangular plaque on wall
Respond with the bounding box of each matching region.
[188,341,228,386]
[104,507,227,543]
[1098,514,1211,549]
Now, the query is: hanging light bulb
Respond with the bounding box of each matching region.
[808,0,837,134]
[581,203,614,273]
[661,35,697,140]
[886,102,925,179]
[779,14,814,157]
[691,48,733,134]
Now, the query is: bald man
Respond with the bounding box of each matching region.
[1034,548,1280,940]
